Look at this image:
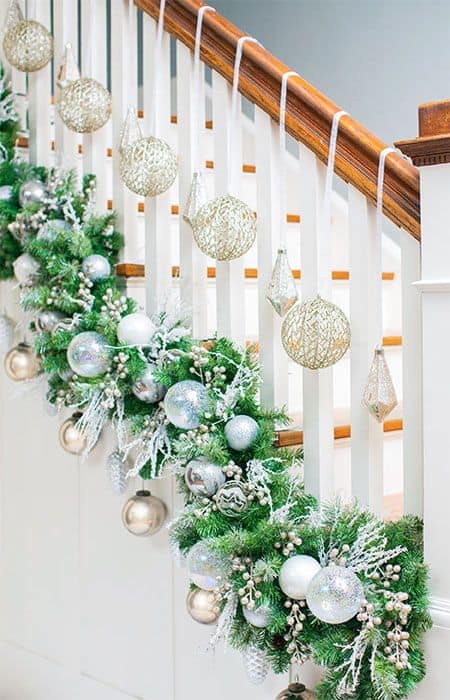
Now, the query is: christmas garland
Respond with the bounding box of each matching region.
[0,68,431,699]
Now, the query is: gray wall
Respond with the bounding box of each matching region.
[212,0,450,146]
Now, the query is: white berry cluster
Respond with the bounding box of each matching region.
[222,460,243,480]
[101,287,128,321]
[284,599,307,659]
[233,559,263,611]
[112,351,129,380]
[328,543,351,566]
[274,530,303,557]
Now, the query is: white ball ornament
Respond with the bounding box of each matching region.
[224,415,259,451]
[67,331,111,378]
[306,565,364,624]
[243,604,272,628]
[117,312,154,347]
[185,456,226,497]
[278,555,321,600]
[132,362,166,403]
[187,540,231,591]
[164,380,209,430]
[58,77,112,133]
[13,252,40,285]
[18,179,47,206]
[81,254,111,282]
[192,194,257,261]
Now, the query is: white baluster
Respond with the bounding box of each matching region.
[27,0,51,167]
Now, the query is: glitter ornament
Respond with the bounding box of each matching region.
[192,194,256,261]
[59,413,87,455]
[13,252,40,285]
[81,254,111,282]
[4,342,40,381]
[215,480,248,518]
[164,379,209,430]
[119,107,177,197]
[266,247,298,317]
[278,555,321,600]
[276,683,316,699]
[117,312,154,347]
[58,77,112,134]
[362,347,398,423]
[243,644,269,685]
[224,414,259,451]
[121,490,167,536]
[3,0,53,73]
[184,456,226,497]
[132,362,166,404]
[243,603,272,628]
[183,171,207,225]
[37,219,71,242]
[306,565,364,624]
[0,312,15,352]
[281,295,350,369]
[18,178,47,207]
[67,331,111,378]
[187,540,230,591]
[36,309,65,333]
[0,184,12,201]
[186,587,221,625]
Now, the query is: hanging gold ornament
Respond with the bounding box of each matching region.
[281,295,350,369]
[275,683,315,699]
[3,0,53,73]
[186,587,221,625]
[362,346,398,423]
[4,342,41,381]
[266,247,298,317]
[183,171,208,225]
[119,107,177,197]
[59,412,87,456]
[121,490,167,537]
[192,194,256,261]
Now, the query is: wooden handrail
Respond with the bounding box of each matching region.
[136,0,421,240]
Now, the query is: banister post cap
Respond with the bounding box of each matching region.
[395,98,450,166]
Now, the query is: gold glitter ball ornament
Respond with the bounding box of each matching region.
[57,78,112,133]
[192,194,257,261]
[120,136,177,197]
[3,19,53,72]
[362,346,398,423]
[281,295,350,369]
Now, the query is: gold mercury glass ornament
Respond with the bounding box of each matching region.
[2,0,53,73]
[192,193,257,261]
[186,588,221,625]
[362,346,398,422]
[4,342,41,381]
[59,412,87,456]
[121,490,167,537]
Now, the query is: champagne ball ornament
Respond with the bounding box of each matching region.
[117,312,154,346]
[36,309,65,333]
[164,380,209,430]
[0,312,15,352]
[67,331,111,378]
[186,588,221,625]
[192,194,256,261]
[81,254,111,282]
[58,78,112,134]
[59,412,87,455]
[121,490,166,536]
[0,184,13,201]
[37,219,71,242]
[3,0,53,73]
[4,342,41,381]
[13,252,40,285]
[132,362,166,403]
[306,565,364,625]
[224,415,259,451]
[184,456,226,497]
[278,555,321,600]
[281,295,350,369]
[243,603,272,628]
[187,540,231,591]
[18,179,47,206]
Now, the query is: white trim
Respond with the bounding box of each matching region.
[430,596,450,629]
[413,280,450,293]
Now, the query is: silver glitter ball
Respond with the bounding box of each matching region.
[36,309,65,333]
[19,179,47,207]
[132,362,166,404]
[224,414,259,451]
[243,603,272,628]
[81,254,111,282]
[37,219,71,242]
[192,194,257,261]
[185,456,226,497]
[67,331,111,378]
[187,540,231,591]
[120,136,177,197]
[3,19,53,73]
[215,480,248,518]
[164,379,209,430]
[306,565,364,624]
[58,78,112,133]
[0,185,13,201]
[13,252,40,285]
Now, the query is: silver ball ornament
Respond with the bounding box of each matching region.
[121,490,167,536]
[37,219,71,242]
[81,254,111,282]
[224,415,259,451]
[184,456,226,497]
[132,362,166,403]
[187,540,231,591]
[215,480,248,517]
[67,331,111,378]
[18,179,47,206]
[164,380,209,430]
[4,342,41,381]
[120,136,177,197]
[59,412,87,455]
[278,555,321,600]
[36,309,65,333]
[3,19,53,72]
[58,78,112,133]
[0,185,13,201]
[117,312,154,346]
[186,588,221,625]
[192,194,257,261]
[306,565,364,624]
[13,252,40,285]
[243,603,272,628]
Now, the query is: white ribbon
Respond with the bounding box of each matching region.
[192,6,216,173]
[279,70,299,248]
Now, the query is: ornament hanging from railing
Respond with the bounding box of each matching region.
[2,0,53,73]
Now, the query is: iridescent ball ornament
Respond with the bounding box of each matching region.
[187,540,231,591]
[120,137,178,197]
[132,362,166,404]
[192,194,256,261]
[59,412,87,455]
[67,331,111,378]
[186,587,221,625]
[184,456,226,498]
[37,219,71,242]
[214,480,248,518]
[36,309,65,333]
[224,415,259,451]
[164,380,209,430]
[13,252,40,285]
[281,295,351,369]
[4,342,41,381]
[58,77,112,133]
[18,179,47,206]
[0,185,13,201]
[306,565,364,625]
[278,555,321,600]
[121,490,167,537]
[117,312,154,347]
[243,603,272,628]
[3,19,53,73]
[81,254,111,282]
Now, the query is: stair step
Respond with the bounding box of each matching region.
[275,418,403,447]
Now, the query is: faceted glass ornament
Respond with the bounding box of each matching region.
[266,247,298,317]
[67,331,111,378]
[3,2,53,73]
[164,380,209,430]
[187,540,231,591]
[184,456,226,497]
[119,107,143,153]
[215,480,248,518]
[4,0,23,32]
[362,347,398,423]
[281,295,350,369]
[183,171,208,225]
[243,644,269,685]
[192,194,257,261]
[132,362,167,404]
[58,77,112,133]
[306,565,364,625]
[56,42,80,89]
[120,136,177,197]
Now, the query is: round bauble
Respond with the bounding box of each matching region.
[224,415,259,451]
[0,312,15,353]
[37,219,71,242]
[3,19,53,72]
[18,179,47,207]
[4,342,41,381]
[132,362,166,403]
[192,194,256,261]
[278,555,321,600]
[276,683,316,699]
[58,78,112,133]
[81,254,111,282]
[59,412,86,455]
[0,185,13,201]
[164,379,209,430]
[243,603,271,628]
[121,490,166,536]
[13,252,40,285]
[187,541,230,591]
[58,367,74,382]
[281,295,351,369]
[36,309,65,333]
[117,312,154,347]
[186,588,221,625]
[306,565,364,625]
[215,480,248,518]
[184,456,226,497]
[119,136,177,197]
[67,331,111,378]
